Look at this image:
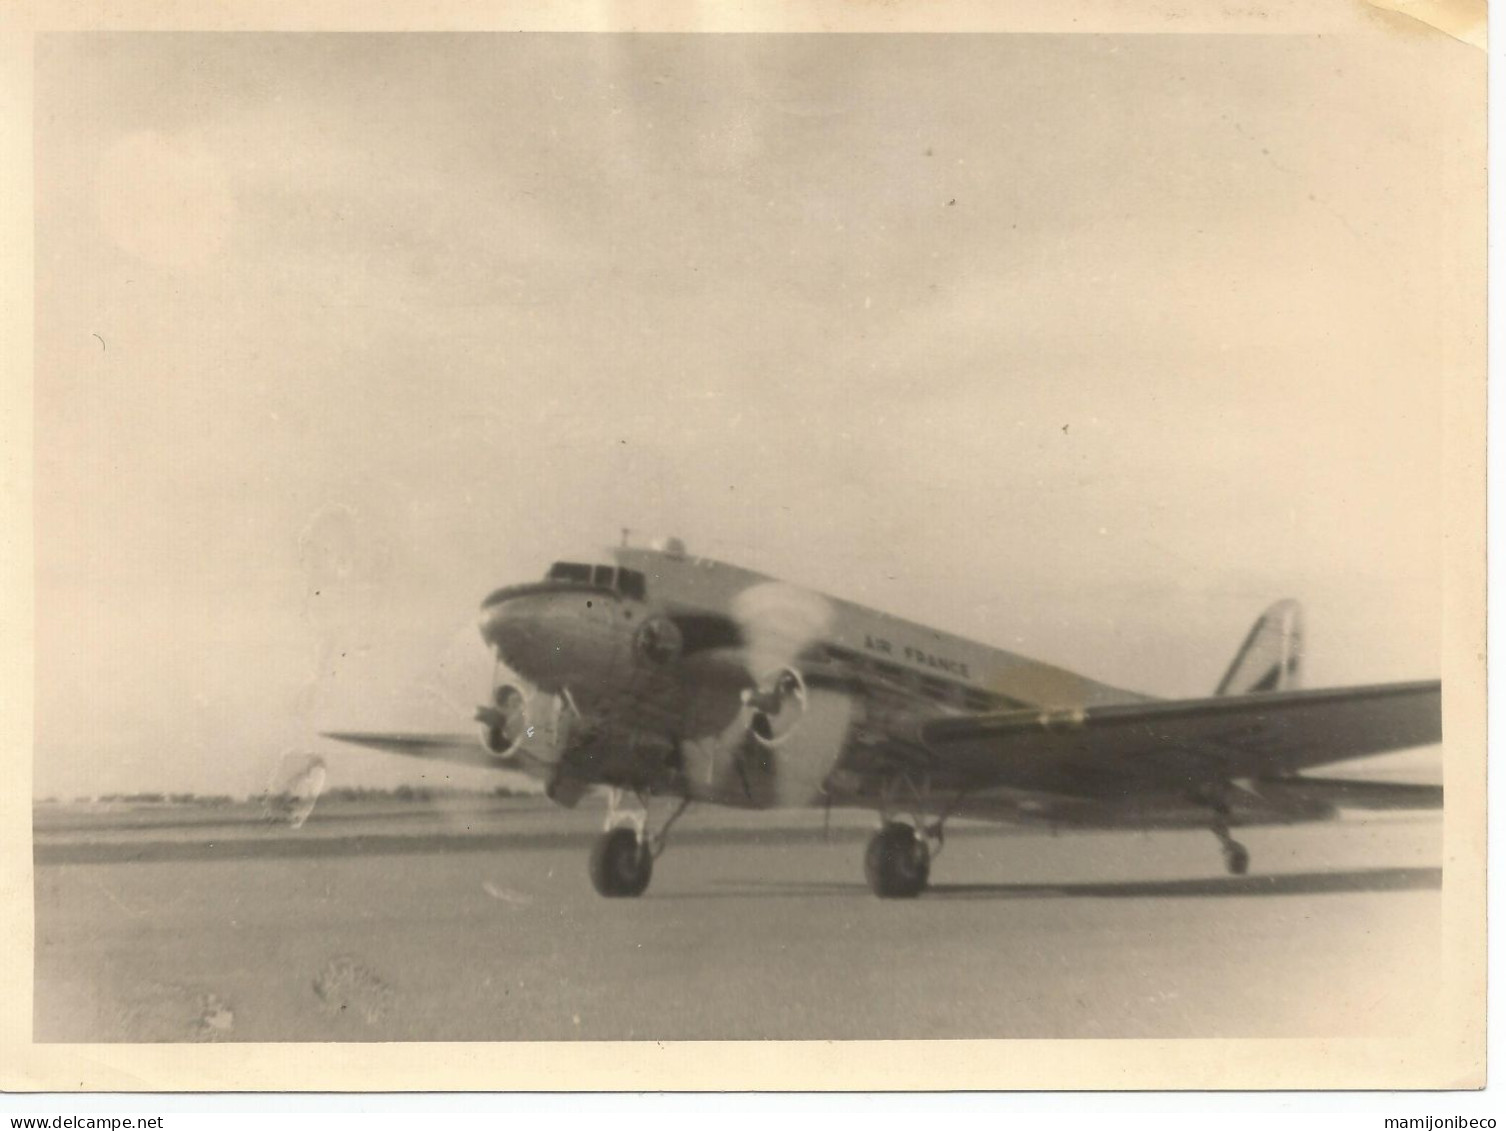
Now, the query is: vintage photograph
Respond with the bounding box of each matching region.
[18,15,1483,1087]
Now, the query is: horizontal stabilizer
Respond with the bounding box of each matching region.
[1255,775,1443,811]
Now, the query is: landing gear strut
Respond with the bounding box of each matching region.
[864,822,932,898]
[588,790,691,898]
[1208,797,1250,876]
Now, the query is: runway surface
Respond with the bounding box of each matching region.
[33,798,1442,1042]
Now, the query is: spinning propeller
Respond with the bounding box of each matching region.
[742,667,809,747]
[719,582,834,795]
[263,751,327,828]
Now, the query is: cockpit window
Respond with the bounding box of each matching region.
[617,568,647,601]
[546,561,646,597]
[546,562,592,583]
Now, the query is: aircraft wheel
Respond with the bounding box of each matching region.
[590,827,653,897]
[1222,840,1250,876]
[864,823,931,899]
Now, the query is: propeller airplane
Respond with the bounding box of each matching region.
[325,537,1442,899]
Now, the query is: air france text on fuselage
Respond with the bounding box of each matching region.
[864,635,972,680]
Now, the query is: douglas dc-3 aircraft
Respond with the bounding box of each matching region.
[325,538,1442,899]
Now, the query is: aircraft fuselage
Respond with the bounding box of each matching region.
[326,539,1441,897]
[475,544,1146,813]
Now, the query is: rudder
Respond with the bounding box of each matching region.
[1216,599,1303,696]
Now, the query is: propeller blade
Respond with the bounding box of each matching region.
[730,581,834,675]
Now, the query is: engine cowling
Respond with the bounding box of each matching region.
[633,615,683,666]
[476,682,529,759]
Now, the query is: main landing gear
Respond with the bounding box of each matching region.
[588,790,691,898]
[863,776,954,898]
[589,827,653,897]
[864,822,932,898]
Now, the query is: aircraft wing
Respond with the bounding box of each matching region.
[918,680,1441,796]
[321,731,509,770]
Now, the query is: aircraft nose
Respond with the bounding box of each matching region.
[478,596,548,668]
[478,585,614,691]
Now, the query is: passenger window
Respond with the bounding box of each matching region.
[593,565,615,588]
[617,568,647,601]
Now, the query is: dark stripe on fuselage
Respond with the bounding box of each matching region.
[480,580,619,610]
[668,612,746,655]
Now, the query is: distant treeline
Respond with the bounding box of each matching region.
[274,784,531,803]
[50,793,237,806]
[41,785,532,806]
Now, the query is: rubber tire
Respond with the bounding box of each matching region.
[1223,841,1250,876]
[864,823,931,898]
[590,827,653,897]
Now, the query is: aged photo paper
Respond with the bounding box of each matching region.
[0,0,1486,1093]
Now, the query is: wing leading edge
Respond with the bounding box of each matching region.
[919,680,1441,794]
[321,731,510,770]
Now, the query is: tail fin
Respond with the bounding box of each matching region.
[1216,599,1304,696]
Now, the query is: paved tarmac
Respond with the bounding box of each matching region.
[33,798,1442,1042]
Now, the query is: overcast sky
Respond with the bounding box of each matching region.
[33,32,1480,798]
